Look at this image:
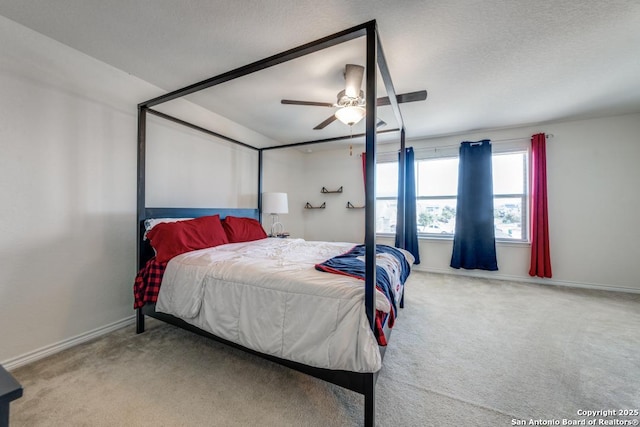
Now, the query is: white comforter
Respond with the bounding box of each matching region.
[156,238,411,372]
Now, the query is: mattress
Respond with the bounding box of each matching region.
[155,238,412,372]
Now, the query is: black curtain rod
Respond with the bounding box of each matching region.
[408,133,554,153]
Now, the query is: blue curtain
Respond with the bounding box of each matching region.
[395,147,420,264]
[450,140,497,270]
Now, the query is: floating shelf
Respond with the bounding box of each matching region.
[305,202,326,209]
[321,186,343,194]
[346,201,365,209]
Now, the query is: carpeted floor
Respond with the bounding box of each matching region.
[10,272,640,426]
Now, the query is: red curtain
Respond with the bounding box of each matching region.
[529,133,552,277]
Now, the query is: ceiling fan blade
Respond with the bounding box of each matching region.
[376,90,428,106]
[397,90,428,103]
[314,115,338,130]
[281,99,335,107]
[344,64,364,99]
[376,96,390,106]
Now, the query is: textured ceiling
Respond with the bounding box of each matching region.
[1,0,640,146]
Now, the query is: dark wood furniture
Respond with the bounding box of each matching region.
[0,365,22,427]
[136,20,411,427]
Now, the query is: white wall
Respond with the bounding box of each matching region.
[299,148,367,243]
[300,114,640,292]
[0,16,137,365]
[146,116,259,208]
[261,149,306,238]
[0,16,269,366]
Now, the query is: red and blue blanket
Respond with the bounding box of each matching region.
[315,244,410,345]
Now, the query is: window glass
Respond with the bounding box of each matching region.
[376,162,398,198]
[417,158,458,196]
[493,153,525,194]
[494,196,523,239]
[376,199,397,233]
[417,199,457,234]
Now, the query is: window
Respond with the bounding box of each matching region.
[492,152,528,240]
[415,157,458,236]
[375,149,529,241]
[375,162,398,234]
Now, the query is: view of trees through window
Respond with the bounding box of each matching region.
[376,151,528,241]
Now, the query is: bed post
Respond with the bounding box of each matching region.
[364,22,377,427]
[364,373,375,427]
[258,149,263,222]
[376,25,406,314]
[399,128,406,309]
[136,308,145,334]
[397,128,406,252]
[363,23,377,336]
[136,106,147,267]
[136,106,147,334]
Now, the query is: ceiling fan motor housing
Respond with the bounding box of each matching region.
[335,89,365,107]
[336,64,366,107]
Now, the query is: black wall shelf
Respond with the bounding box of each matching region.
[305,202,326,209]
[321,186,343,194]
[346,201,365,209]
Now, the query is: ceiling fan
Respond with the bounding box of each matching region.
[281,64,427,130]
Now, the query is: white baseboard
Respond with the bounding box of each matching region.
[414,265,640,294]
[3,315,136,371]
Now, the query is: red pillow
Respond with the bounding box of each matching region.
[222,216,268,243]
[147,215,229,263]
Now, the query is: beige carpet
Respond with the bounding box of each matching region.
[10,272,640,426]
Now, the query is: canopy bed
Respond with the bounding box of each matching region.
[135,20,412,426]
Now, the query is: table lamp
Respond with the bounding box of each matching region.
[262,192,288,237]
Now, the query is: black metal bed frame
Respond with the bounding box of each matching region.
[136,20,407,427]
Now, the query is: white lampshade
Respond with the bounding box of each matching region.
[334,106,366,126]
[262,192,288,214]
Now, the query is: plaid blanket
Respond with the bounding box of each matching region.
[133,258,167,309]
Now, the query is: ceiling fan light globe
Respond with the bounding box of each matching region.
[335,106,366,126]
